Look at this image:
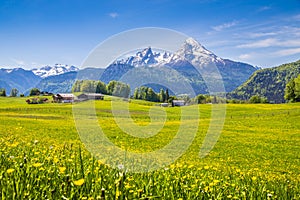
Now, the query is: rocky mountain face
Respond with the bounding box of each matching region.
[101,38,258,94]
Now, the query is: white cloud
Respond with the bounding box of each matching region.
[273,48,300,57]
[212,21,238,31]
[237,38,300,48]
[109,12,119,18]
[237,38,277,48]
[238,54,252,59]
[11,58,25,66]
[248,32,277,38]
[293,14,300,21]
[257,6,271,12]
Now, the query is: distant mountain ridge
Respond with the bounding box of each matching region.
[229,60,300,103]
[32,64,79,78]
[0,68,41,95]
[0,37,258,95]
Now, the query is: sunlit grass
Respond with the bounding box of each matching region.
[0,97,299,199]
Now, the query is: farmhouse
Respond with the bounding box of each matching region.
[172,100,185,107]
[77,93,104,101]
[52,93,75,103]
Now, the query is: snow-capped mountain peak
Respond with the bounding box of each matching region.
[32,64,79,78]
[113,38,226,68]
[176,37,224,65]
[114,47,173,67]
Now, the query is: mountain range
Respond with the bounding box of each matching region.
[1,37,258,96]
[0,38,258,95]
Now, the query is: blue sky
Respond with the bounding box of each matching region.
[0,0,300,69]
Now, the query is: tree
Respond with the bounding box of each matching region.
[29,88,40,96]
[285,75,300,102]
[165,89,169,103]
[107,81,117,95]
[10,88,18,97]
[95,81,107,94]
[196,94,206,104]
[146,88,158,102]
[159,89,166,102]
[0,88,6,97]
[133,88,140,99]
[249,95,268,104]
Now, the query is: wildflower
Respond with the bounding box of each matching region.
[74,178,85,186]
[32,163,42,168]
[188,164,194,169]
[117,164,124,170]
[252,176,257,181]
[267,193,272,197]
[11,142,19,147]
[59,167,66,174]
[227,195,232,198]
[6,168,15,174]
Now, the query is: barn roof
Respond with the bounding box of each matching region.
[56,93,75,98]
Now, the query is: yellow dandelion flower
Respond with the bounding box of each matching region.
[32,163,42,168]
[252,176,257,181]
[6,168,15,174]
[74,178,85,186]
[227,194,232,198]
[59,167,66,174]
[188,164,194,169]
[125,184,131,189]
[53,157,59,163]
[11,142,19,147]
[204,166,209,170]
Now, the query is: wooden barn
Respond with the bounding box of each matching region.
[77,93,104,101]
[52,93,75,103]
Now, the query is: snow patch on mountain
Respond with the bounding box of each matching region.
[32,64,79,78]
[113,38,226,68]
[114,47,173,67]
[175,37,225,66]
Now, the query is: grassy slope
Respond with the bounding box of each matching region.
[0,97,299,198]
[1,97,300,171]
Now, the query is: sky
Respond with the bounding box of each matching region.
[0,0,300,69]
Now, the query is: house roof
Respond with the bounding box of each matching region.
[56,93,75,98]
[79,93,104,97]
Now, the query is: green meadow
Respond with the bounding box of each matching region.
[0,97,299,199]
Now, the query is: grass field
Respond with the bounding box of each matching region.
[0,97,299,199]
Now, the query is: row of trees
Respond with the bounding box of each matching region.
[72,80,130,98]
[285,75,300,102]
[132,87,172,102]
[0,88,19,97]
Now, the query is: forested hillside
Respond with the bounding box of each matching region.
[229,60,300,103]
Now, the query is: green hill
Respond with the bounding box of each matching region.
[229,60,300,103]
